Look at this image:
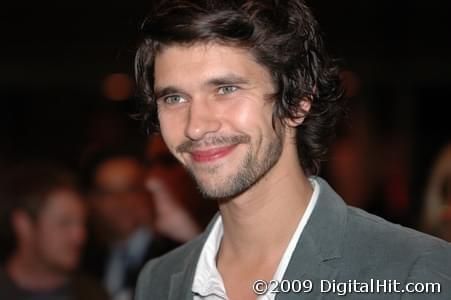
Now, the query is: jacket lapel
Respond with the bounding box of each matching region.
[277,177,347,299]
[167,247,201,300]
[168,213,221,300]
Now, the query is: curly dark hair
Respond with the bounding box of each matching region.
[134,0,345,175]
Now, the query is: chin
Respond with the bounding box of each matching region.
[53,255,81,273]
[197,181,246,200]
[60,262,79,272]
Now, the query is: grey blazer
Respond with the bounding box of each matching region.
[135,177,451,299]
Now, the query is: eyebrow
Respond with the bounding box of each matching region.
[154,86,186,100]
[204,74,250,87]
[154,74,250,100]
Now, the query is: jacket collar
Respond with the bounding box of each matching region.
[280,177,347,299]
[168,214,221,300]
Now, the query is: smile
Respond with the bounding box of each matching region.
[190,144,238,163]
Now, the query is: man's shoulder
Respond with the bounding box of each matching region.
[142,234,203,273]
[342,205,451,278]
[71,273,109,300]
[135,233,206,299]
[313,177,450,260]
[345,205,449,251]
[0,267,14,294]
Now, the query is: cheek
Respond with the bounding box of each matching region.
[159,117,185,160]
[69,223,86,245]
[223,100,274,135]
[159,113,180,145]
[35,227,63,253]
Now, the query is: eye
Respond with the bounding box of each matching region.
[161,94,186,105]
[218,86,238,95]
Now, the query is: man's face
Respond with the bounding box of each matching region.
[32,188,86,272]
[92,157,151,239]
[154,43,284,199]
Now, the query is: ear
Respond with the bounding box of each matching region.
[11,210,34,240]
[285,97,312,127]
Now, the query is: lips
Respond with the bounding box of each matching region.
[190,144,238,163]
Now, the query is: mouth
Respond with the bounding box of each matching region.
[189,144,238,163]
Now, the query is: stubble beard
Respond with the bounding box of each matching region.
[186,133,284,200]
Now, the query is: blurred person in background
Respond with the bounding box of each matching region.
[0,162,108,300]
[422,143,451,241]
[81,148,178,300]
[326,73,411,225]
[325,102,411,225]
[146,136,217,243]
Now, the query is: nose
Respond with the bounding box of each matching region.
[184,98,221,141]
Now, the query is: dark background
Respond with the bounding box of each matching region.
[1,1,450,227]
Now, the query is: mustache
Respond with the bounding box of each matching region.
[176,135,251,153]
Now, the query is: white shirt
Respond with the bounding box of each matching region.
[192,178,320,300]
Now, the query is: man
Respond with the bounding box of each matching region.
[133,0,451,299]
[0,163,108,300]
[82,149,178,300]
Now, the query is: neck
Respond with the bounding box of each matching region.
[218,140,313,263]
[6,250,68,291]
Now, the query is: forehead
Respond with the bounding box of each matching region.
[40,188,84,217]
[154,42,272,88]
